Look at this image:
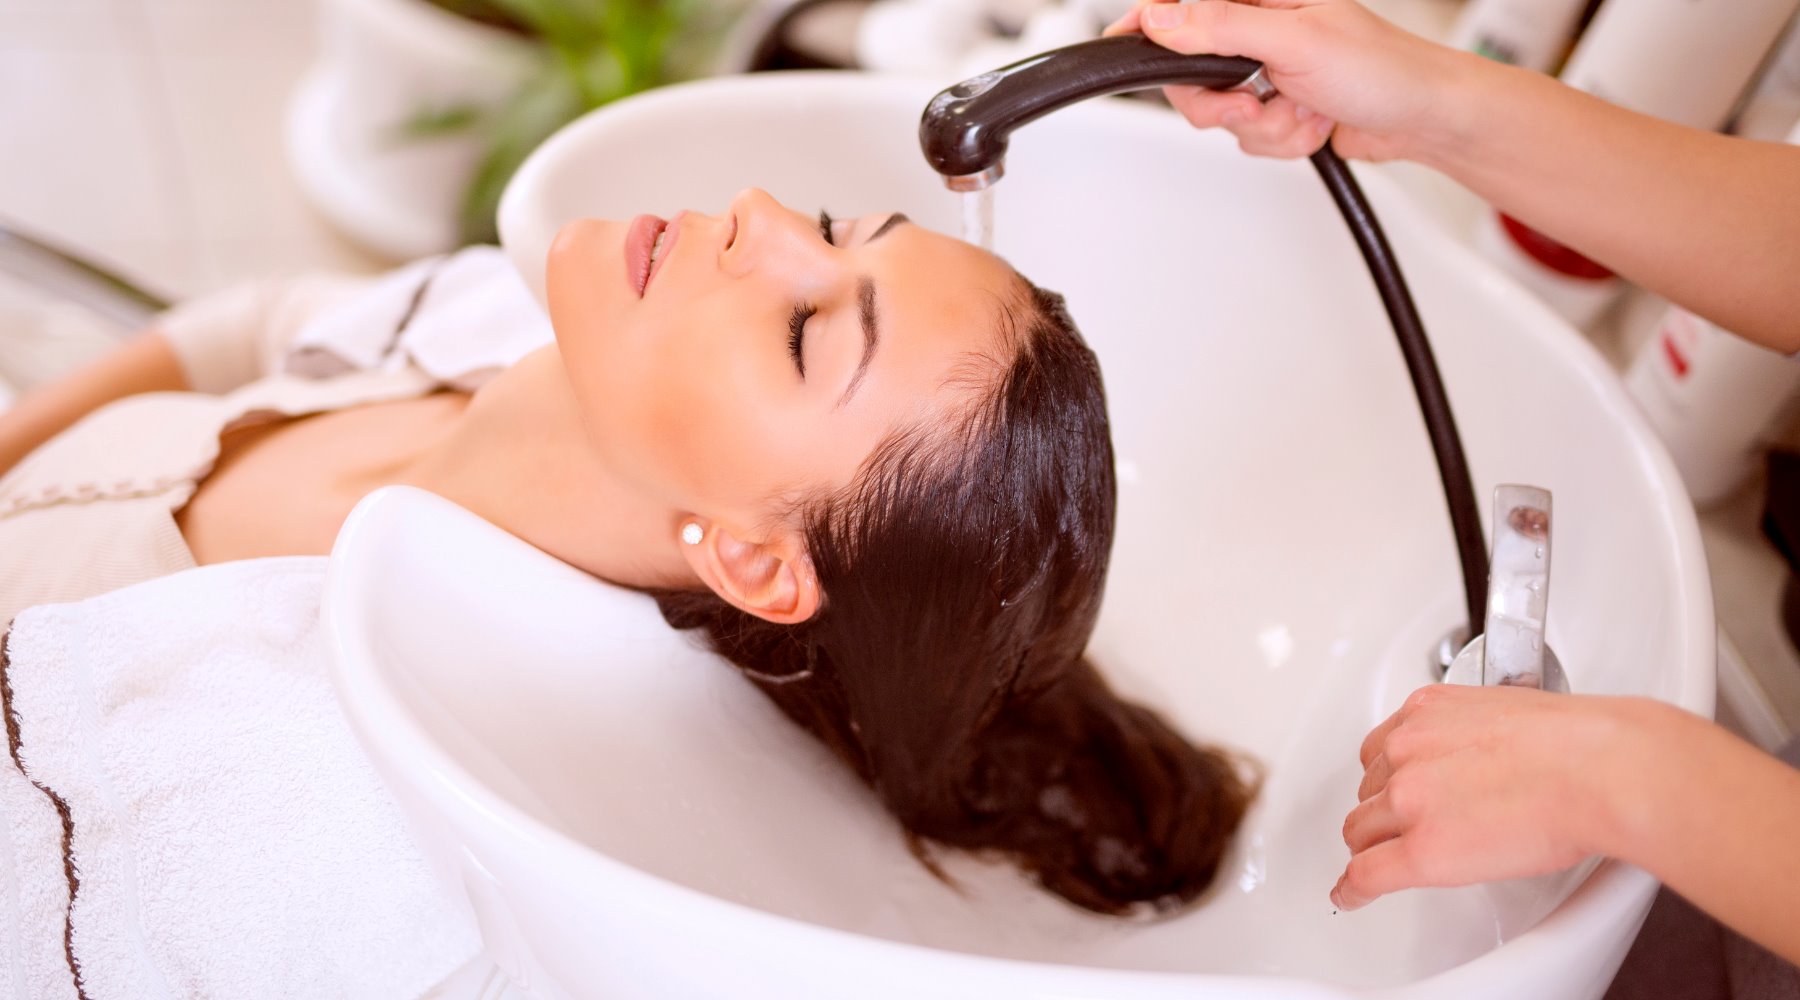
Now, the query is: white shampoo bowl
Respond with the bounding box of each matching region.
[325,73,1713,1000]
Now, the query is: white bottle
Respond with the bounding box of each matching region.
[1560,0,1800,130]
[1623,115,1800,507]
[1625,308,1800,507]
[1478,0,1799,331]
[1449,0,1591,73]
[1732,18,1800,141]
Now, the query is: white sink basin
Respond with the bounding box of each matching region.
[324,72,1713,1000]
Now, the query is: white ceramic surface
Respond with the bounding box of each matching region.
[286,0,538,260]
[326,72,1714,1000]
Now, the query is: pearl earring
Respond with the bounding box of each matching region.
[681,522,704,546]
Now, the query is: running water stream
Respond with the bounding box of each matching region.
[961,188,995,250]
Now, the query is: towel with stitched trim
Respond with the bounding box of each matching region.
[0,557,479,1000]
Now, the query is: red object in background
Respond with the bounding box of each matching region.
[1657,308,1704,382]
[1662,336,1691,379]
[1498,214,1616,280]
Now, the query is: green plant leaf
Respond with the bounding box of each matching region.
[457,66,584,245]
[436,0,748,245]
[391,103,486,141]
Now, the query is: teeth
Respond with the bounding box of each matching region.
[650,230,667,264]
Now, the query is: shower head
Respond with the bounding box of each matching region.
[918,34,1271,190]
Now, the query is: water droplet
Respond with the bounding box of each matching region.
[1529,580,1541,592]
[1535,546,1544,559]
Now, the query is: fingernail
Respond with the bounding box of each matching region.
[1295,104,1313,122]
[1144,3,1185,29]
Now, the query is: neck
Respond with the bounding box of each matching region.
[406,346,700,592]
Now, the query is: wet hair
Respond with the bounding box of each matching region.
[652,281,1255,915]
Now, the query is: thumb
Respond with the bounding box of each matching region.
[1140,1,1293,61]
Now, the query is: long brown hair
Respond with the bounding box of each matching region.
[653,281,1254,914]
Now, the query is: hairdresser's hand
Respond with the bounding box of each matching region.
[1333,684,1665,910]
[1104,0,1478,162]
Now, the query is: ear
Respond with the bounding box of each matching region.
[678,520,821,625]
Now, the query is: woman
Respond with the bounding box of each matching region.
[0,188,1254,915]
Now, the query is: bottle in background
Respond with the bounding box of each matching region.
[1625,308,1800,507]
[1622,116,1800,508]
[1478,0,1800,332]
[1449,0,1591,72]
[1730,16,1800,141]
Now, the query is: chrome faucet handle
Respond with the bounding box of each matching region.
[1443,485,1570,692]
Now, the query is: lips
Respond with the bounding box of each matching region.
[624,214,669,297]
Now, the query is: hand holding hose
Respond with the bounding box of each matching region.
[1105,0,1470,161]
[1109,0,1800,347]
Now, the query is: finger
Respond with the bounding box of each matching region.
[1231,92,1301,139]
[1102,4,1143,37]
[1239,121,1333,159]
[1340,787,1404,854]
[1164,85,1266,130]
[1361,683,1443,767]
[1332,837,1413,911]
[1229,96,1331,159]
[1139,0,1296,60]
[1356,752,1392,802]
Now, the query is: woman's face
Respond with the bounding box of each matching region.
[546,187,1022,534]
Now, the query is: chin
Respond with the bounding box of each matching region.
[546,218,627,350]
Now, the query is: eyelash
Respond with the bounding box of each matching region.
[788,302,814,378]
[786,210,837,379]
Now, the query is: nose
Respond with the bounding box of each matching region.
[721,187,833,278]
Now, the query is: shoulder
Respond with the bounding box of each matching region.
[0,392,228,509]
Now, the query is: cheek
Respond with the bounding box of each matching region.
[635,346,803,506]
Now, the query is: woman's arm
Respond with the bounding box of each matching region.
[1417,62,1800,351]
[1116,0,1800,350]
[1340,684,1800,966]
[0,330,187,477]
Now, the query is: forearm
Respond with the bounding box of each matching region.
[1414,58,1800,350]
[0,330,188,477]
[1598,701,1800,965]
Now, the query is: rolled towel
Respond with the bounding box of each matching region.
[1,557,480,1000]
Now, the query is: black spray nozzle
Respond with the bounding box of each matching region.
[913,33,1491,635]
[919,34,1265,185]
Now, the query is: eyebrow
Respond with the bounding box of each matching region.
[867,212,909,243]
[835,214,908,407]
[838,276,879,408]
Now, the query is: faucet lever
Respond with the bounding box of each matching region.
[1443,485,1570,692]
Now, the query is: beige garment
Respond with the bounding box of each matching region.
[0,245,552,626]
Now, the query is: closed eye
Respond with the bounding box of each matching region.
[788,302,814,378]
[818,209,836,247]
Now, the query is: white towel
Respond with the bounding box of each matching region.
[282,246,554,391]
[0,557,481,1000]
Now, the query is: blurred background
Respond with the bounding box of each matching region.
[2,0,1798,748]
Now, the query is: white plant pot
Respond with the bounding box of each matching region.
[287,0,541,260]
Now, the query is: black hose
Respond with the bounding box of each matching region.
[1307,147,1488,634]
[921,38,1491,635]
